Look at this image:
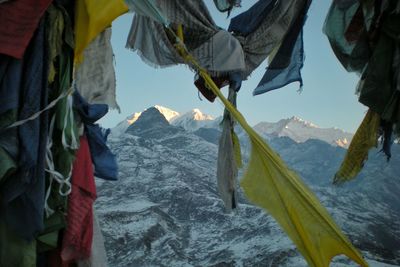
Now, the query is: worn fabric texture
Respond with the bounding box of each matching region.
[77,210,109,267]
[127,0,308,89]
[0,19,49,240]
[357,10,400,125]
[195,30,245,74]
[74,0,128,63]
[254,31,304,95]
[75,28,119,111]
[228,0,276,36]
[325,0,400,178]
[253,0,311,95]
[231,0,308,78]
[61,135,96,262]
[188,61,369,267]
[0,0,52,58]
[126,0,220,69]
[334,110,380,183]
[323,1,371,74]
[73,91,118,181]
[126,0,246,75]
[37,3,77,253]
[180,54,369,266]
[217,87,238,211]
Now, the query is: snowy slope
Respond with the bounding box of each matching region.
[170,108,216,132]
[97,107,400,267]
[254,116,353,148]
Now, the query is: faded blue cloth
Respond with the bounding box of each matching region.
[228,0,275,36]
[73,91,118,181]
[251,0,311,95]
[0,55,22,160]
[0,19,49,240]
[254,30,304,95]
[0,55,23,115]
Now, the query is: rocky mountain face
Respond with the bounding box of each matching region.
[96,106,400,267]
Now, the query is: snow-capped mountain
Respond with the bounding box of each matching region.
[171,108,216,132]
[254,116,353,148]
[97,107,400,267]
[111,105,180,137]
[112,106,353,148]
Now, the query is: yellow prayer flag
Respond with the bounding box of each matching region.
[74,0,128,63]
[171,22,369,267]
[197,67,369,267]
[334,109,380,184]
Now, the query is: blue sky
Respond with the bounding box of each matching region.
[99,1,367,133]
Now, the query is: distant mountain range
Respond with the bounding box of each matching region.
[111,106,353,148]
[97,106,400,267]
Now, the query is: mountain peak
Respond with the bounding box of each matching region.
[127,106,179,126]
[110,105,179,138]
[178,108,214,121]
[154,105,180,121]
[126,107,170,136]
[287,116,318,128]
[171,108,215,132]
[254,116,353,148]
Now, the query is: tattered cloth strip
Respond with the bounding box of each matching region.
[230,0,309,78]
[253,0,311,95]
[74,0,128,63]
[61,135,96,262]
[173,35,368,267]
[77,210,109,267]
[45,211,108,267]
[127,0,369,265]
[323,0,371,74]
[127,0,311,100]
[38,2,77,253]
[228,0,276,36]
[334,109,380,184]
[254,30,305,95]
[197,64,368,267]
[217,87,239,211]
[0,18,50,240]
[0,0,52,59]
[126,0,245,75]
[357,7,400,127]
[325,0,400,178]
[73,91,118,180]
[75,28,120,111]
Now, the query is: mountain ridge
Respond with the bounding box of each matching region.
[99,107,400,266]
[111,105,353,148]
